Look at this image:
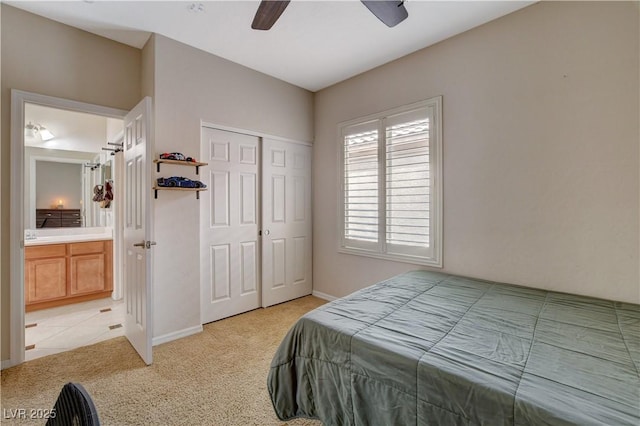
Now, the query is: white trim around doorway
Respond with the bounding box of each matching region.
[6,90,128,369]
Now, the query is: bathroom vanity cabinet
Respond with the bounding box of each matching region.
[25,239,113,311]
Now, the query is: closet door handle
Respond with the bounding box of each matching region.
[264,230,270,236]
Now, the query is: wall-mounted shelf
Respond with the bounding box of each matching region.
[153,159,208,175]
[153,186,207,200]
[154,157,208,199]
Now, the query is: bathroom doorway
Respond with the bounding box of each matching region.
[15,95,126,362]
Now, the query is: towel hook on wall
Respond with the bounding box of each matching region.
[84,162,101,171]
[102,141,123,155]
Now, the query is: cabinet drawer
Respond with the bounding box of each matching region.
[69,241,105,255]
[25,244,66,259]
[41,218,62,228]
[36,210,61,219]
[61,211,81,219]
[62,218,83,227]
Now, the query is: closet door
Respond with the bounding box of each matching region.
[200,128,261,323]
[262,139,312,307]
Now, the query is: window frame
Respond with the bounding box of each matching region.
[337,97,443,267]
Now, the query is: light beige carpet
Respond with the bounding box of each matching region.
[1,296,326,425]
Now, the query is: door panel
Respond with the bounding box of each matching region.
[293,237,306,282]
[271,239,286,289]
[123,97,153,365]
[240,173,256,224]
[271,175,286,222]
[262,139,312,307]
[210,244,231,302]
[240,242,257,294]
[201,128,261,323]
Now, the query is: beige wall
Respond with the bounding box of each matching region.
[150,35,314,339]
[141,35,155,99]
[313,1,640,303]
[1,5,142,361]
[35,162,83,209]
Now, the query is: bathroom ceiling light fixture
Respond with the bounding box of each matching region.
[24,122,38,138]
[38,126,55,141]
[24,122,55,141]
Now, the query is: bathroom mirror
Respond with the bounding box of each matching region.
[23,102,123,230]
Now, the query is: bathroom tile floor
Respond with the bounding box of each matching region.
[25,298,125,362]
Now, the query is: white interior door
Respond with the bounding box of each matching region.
[200,127,261,323]
[262,139,312,307]
[123,97,153,365]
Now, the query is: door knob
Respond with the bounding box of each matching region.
[264,230,270,236]
[133,241,157,248]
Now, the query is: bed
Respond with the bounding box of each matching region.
[267,270,640,425]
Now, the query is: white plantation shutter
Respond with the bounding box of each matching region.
[343,121,379,251]
[385,108,431,258]
[339,97,442,266]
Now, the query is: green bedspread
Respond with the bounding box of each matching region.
[268,271,640,425]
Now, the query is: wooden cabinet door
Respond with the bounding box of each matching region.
[25,258,67,303]
[69,254,106,296]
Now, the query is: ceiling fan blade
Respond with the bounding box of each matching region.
[361,1,408,28]
[251,0,291,30]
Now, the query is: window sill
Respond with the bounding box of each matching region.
[338,246,442,268]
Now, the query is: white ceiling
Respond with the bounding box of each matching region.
[25,103,123,153]
[7,0,535,92]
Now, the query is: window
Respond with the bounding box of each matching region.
[339,97,442,267]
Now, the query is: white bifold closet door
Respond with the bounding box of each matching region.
[200,128,312,324]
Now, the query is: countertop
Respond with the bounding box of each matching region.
[24,232,113,246]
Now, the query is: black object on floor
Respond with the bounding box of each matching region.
[46,382,100,426]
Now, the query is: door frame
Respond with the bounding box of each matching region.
[6,90,128,369]
[200,121,313,149]
[111,131,125,301]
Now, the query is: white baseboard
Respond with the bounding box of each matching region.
[152,325,203,346]
[312,290,338,302]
